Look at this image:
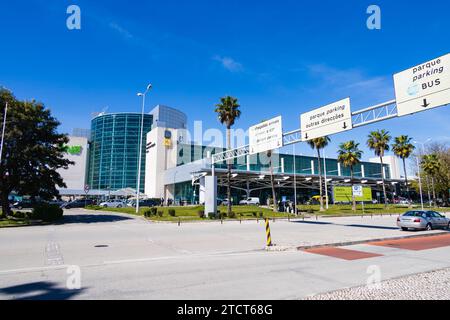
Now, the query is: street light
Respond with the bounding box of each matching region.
[413,139,432,209]
[136,84,152,214]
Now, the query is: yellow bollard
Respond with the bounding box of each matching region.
[265,218,273,247]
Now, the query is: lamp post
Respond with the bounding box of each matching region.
[136,84,152,214]
[414,139,432,209]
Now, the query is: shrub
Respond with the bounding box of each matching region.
[143,208,153,218]
[252,212,257,217]
[86,205,105,210]
[151,207,157,215]
[13,211,28,219]
[258,212,264,218]
[30,203,64,222]
[228,211,236,219]
[208,212,217,219]
[157,211,163,217]
[197,210,205,219]
[168,209,176,217]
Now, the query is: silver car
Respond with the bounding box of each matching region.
[397,210,450,231]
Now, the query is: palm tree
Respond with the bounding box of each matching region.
[337,141,363,211]
[392,135,415,207]
[307,137,331,212]
[367,130,391,208]
[215,96,241,216]
[421,154,440,207]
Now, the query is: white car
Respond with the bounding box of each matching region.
[99,199,126,208]
[239,197,260,205]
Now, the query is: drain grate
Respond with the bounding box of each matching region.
[94,245,109,248]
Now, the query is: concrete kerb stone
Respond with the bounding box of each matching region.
[265,231,450,252]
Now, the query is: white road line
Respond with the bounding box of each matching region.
[0,265,68,275]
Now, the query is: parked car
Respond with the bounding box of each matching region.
[239,197,260,205]
[61,199,94,209]
[10,200,39,210]
[397,211,450,231]
[99,199,126,208]
[127,199,161,207]
[220,199,230,206]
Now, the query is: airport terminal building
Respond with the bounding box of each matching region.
[59,105,402,204]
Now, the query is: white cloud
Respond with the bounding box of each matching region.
[109,22,134,39]
[307,64,394,103]
[213,55,243,72]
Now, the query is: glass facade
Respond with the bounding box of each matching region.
[177,144,390,179]
[87,113,153,192]
[151,105,187,130]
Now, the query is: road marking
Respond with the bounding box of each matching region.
[303,247,383,261]
[370,233,450,251]
[0,265,68,275]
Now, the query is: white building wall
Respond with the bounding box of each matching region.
[369,155,402,179]
[58,136,88,190]
[144,127,188,198]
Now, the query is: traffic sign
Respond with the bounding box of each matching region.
[84,184,90,194]
[249,116,283,155]
[300,98,352,141]
[352,185,363,197]
[394,53,450,117]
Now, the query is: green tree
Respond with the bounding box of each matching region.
[0,89,73,217]
[421,154,440,206]
[392,135,415,206]
[367,129,391,208]
[215,96,241,216]
[337,141,363,211]
[307,136,331,212]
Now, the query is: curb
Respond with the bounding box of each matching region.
[265,231,450,252]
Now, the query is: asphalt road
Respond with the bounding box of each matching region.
[0,209,449,300]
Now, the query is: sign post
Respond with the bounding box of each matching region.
[394,53,450,117]
[84,184,90,208]
[301,98,352,141]
[249,116,283,155]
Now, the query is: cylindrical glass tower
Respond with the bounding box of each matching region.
[87,113,153,192]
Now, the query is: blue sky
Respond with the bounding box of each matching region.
[1,0,449,161]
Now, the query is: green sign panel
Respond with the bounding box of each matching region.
[65,145,83,155]
[333,186,372,202]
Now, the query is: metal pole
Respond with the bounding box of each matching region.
[323,147,329,210]
[416,156,424,211]
[136,93,147,214]
[293,143,297,215]
[0,102,8,164]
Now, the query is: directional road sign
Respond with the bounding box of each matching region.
[394,53,450,117]
[249,116,283,155]
[301,98,352,141]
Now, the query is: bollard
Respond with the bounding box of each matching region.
[288,214,290,222]
[178,218,181,227]
[265,218,273,247]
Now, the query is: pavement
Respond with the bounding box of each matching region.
[306,267,450,300]
[0,209,449,300]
